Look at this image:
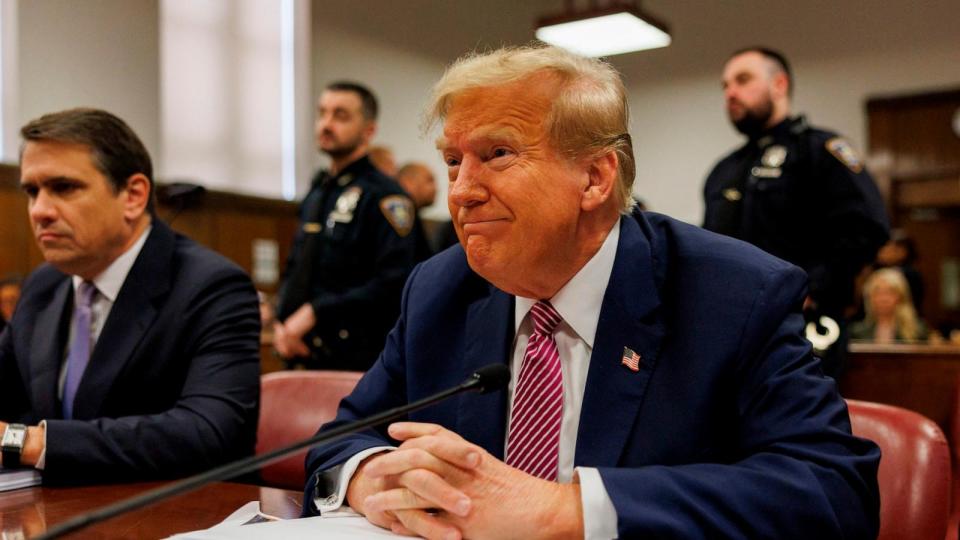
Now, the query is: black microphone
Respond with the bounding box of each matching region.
[35,363,510,539]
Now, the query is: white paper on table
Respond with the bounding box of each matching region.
[167,502,403,539]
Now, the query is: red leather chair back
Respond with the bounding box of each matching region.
[947,376,960,540]
[847,399,951,540]
[257,370,363,490]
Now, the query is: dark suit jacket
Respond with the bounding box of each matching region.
[0,220,261,485]
[303,211,880,538]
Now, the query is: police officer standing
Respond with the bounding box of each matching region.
[274,82,417,371]
[703,47,888,377]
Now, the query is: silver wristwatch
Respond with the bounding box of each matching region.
[1,423,27,468]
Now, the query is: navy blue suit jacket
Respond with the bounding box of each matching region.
[304,211,880,538]
[0,220,261,485]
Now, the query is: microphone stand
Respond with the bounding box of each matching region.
[36,364,509,539]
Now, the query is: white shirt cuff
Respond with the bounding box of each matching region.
[575,467,618,540]
[35,420,47,471]
[313,446,394,513]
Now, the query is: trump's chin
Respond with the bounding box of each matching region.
[463,239,503,281]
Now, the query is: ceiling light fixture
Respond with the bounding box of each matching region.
[535,1,671,58]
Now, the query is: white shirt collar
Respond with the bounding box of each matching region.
[514,220,620,348]
[72,225,152,301]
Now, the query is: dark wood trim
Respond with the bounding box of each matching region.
[867,86,960,111]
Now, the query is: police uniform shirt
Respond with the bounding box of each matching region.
[702,116,889,316]
[278,155,417,371]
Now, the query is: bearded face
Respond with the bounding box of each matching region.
[729,90,774,137]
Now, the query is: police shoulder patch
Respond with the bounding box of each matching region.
[380,195,414,237]
[825,137,863,173]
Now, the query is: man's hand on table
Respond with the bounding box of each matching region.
[346,422,584,540]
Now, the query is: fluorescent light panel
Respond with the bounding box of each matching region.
[536,11,670,57]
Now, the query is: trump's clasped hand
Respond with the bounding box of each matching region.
[347,422,584,540]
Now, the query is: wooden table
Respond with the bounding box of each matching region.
[0,481,302,539]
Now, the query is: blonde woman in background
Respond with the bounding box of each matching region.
[850,267,928,343]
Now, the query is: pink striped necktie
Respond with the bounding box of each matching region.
[506,300,563,481]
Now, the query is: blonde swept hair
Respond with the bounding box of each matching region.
[862,268,923,342]
[424,45,636,213]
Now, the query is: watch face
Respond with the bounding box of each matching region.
[2,426,25,447]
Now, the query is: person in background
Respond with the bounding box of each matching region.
[395,162,437,211]
[850,267,927,343]
[702,46,889,377]
[274,82,417,371]
[0,277,22,334]
[302,45,879,540]
[0,108,260,484]
[396,162,437,261]
[874,229,924,315]
[368,145,398,177]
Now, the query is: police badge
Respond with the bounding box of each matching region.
[380,195,414,237]
[825,138,864,173]
[328,186,363,224]
[761,145,788,168]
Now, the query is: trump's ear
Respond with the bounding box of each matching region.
[581,150,618,212]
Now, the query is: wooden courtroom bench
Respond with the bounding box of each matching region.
[843,342,960,538]
[843,342,960,438]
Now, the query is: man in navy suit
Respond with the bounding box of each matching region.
[303,46,880,539]
[0,108,260,484]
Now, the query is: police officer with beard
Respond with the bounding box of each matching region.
[274,82,417,371]
[703,47,888,378]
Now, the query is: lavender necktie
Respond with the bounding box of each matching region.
[62,281,97,419]
[505,300,564,480]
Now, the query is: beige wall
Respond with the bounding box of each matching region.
[310,16,447,218]
[17,0,160,159]
[7,0,958,221]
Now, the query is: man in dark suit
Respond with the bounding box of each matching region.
[302,46,879,539]
[0,108,260,485]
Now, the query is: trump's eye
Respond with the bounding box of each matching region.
[445,156,461,167]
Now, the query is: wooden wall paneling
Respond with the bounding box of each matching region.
[0,188,29,278]
[866,99,896,215]
[868,88,960,331]
[161,207,216,249]
[213,211,279,291]
[897,177,960,208]
[868,89,960,179]
[902,208,960,330]
[0,166,44,279]
[843,344,960,438]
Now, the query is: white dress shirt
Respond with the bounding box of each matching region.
[37,225,151,470]
[320,222,622,539]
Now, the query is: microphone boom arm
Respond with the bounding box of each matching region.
[36,364,509,539]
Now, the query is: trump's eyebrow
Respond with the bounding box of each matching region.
[435,126,522,152]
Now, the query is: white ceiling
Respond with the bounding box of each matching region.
[313,0,960,82]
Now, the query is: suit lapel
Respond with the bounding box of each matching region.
[28,278,72,419]
[575,215,666,467]
[455,283,513,459]
[72,222,174,418]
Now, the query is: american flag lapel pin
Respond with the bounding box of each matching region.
[621,347,641,372]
